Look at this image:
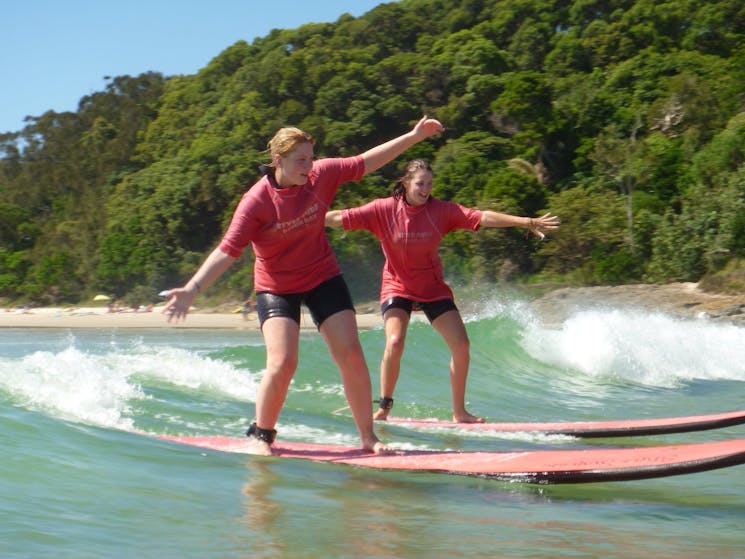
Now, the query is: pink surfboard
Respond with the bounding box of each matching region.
[157,434,745,484]
[383,409,745,438]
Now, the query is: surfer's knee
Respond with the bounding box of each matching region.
[265,354,298,381]
[449,333,470,358]
[385,332,406,356]
[331,340,366,372]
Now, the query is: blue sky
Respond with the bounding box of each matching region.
[1,0,390,134]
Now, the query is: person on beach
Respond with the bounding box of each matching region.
[162,117,444,455]
[325,159,559,423]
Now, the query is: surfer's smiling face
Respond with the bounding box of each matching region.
[403,169,433,206]
[275,141,314,187]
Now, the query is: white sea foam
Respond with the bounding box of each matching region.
[111,344,258,401]
[290,380,345,396]
[276,422,360,447]
[0,347,142,430]
[461,294,534,325]
[0,341,258,430]
[520,308,745,387]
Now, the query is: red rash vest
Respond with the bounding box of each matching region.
[341,196,482,303]
[218,156,364,293]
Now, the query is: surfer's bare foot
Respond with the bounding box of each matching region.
[454,411,485,424]
[245,438,273,456]
[373,408,390,421]
[245,423,276,455]
[364,437,393,455]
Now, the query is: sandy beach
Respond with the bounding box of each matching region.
[0,305,383,330]
[2,282,744,329]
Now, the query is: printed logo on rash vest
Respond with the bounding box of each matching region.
[270,202,320,235]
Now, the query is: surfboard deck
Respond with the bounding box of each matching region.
[382,409,745,438]
[157,434,745,484]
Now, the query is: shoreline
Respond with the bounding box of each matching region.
[0,305,383,330]
[2,282,744,330]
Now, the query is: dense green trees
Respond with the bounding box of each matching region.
[1,73,166,304]
[1,0,744,306]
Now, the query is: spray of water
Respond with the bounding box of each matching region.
[521,308,745,387]
[0,341,258,431]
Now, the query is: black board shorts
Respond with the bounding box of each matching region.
[380,296,457,323]
[255,274,354,330]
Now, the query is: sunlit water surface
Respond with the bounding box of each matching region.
[3,294,745,558]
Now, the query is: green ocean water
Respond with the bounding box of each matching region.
[3,295,745,558]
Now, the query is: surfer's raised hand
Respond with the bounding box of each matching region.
[526,212,560,239]
[161,248,236,323]
[161,286,197,323]
[411,115,445,140]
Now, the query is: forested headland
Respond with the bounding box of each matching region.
[1,0,744,308]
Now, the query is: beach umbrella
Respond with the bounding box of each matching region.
[93,294,111,301]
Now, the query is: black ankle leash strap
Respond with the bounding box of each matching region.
[246,422,277,444]
[374,397,394,410]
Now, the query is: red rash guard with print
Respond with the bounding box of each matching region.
[218,157,364,294]
[341,197,482,303]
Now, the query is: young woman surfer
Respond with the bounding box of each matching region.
[325,159,559,423]
[163,118,444,455]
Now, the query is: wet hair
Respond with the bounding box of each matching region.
[266,127,315,167]
[393,159,433,199]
